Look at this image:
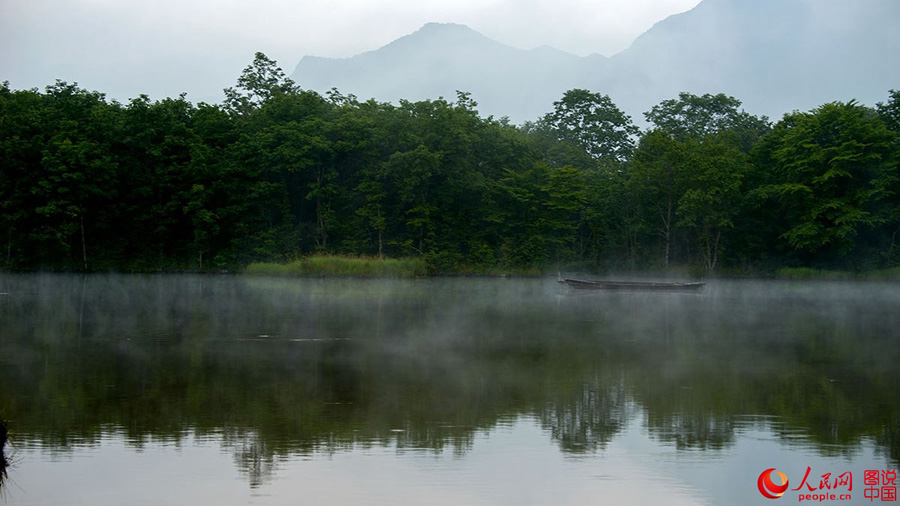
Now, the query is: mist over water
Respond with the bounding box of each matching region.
[0,274,897,505]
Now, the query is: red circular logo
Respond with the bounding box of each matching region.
[758,468,790,499]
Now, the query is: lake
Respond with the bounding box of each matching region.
[0,274,898,505]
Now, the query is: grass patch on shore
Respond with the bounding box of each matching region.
[775,267,854,280]
[445,265,544,277]
[861,267,900,280]
[775,267,900,280]
[245,255,428,278]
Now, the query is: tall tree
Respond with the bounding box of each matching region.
[541,164,588,260]
[645,92,769,151]
[541,89,639,164]
[877,89,900,133]
[753,101,898,261]
[875,89,900,263]
[676,136,749,271]
[223,52,298,116]
[0,83,45,268]
[626,130,686,267]
[32,82,119,270]
[114,93,198,266]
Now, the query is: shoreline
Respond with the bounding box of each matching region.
[2,257,900,281]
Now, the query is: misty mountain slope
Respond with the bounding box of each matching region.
[291,1,900,124]
[292,23,589,121]
[606,0,900,121]
[603,0,807,95]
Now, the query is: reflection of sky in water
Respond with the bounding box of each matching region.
[9,412,890,506]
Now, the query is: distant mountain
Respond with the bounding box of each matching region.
[601,0,900,123]
[291,0,900,124]
[293,23,588,122]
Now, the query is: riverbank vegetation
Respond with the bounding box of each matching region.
[246,255,428,278]
[2,53,899,275]
[774,267,900,280]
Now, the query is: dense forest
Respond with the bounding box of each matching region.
[2,53,899,273]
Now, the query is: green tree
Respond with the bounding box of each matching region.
[0,83,45,269]
[190,100,293,267]
[584,165,639,269]
[354,177,387,257]
[541,164,588,260]
[182,184,218,269]
[494,162,587,267]
[114,93,199,268]
[186,102,242,266]
[877,89,900,133]
[32,82,120,270]
[541,89,639,163]
[224,52,298,116]
[626,130,686,267]
[645,92,769,151]
[676,137,749,271]
[385,143,441,256]
[875,90,900,264]
[229,87,334,259]
[753,101,898,261]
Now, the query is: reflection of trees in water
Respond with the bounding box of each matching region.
[538,378,633,453]
[645,411,735,450]
[875,417,900,465]
[225,432,278,489]
[391,423,476,457]
[2,275,900,486]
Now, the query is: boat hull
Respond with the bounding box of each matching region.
[558,278,705,292]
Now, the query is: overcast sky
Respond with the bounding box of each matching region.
[0,0,701,105]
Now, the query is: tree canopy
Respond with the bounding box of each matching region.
[2,56,899,274]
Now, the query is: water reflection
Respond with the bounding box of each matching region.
[0,274,898,496]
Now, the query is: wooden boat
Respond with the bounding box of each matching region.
[558,278,705,292]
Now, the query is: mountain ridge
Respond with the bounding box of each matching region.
[292,22,584,121]
[291,1,900,124]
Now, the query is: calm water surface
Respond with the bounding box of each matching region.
[0,274,898,505]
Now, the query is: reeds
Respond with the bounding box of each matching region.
[245,255,428,278]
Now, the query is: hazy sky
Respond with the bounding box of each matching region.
[0,0,701,105]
